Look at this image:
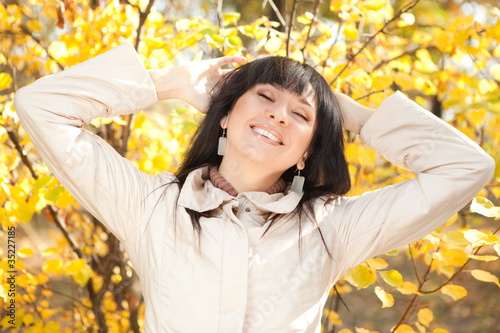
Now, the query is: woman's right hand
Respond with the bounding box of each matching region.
[148,56,246,113]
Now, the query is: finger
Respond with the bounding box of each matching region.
[215,56,246,68]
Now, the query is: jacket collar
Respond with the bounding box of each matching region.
[177,167,303,214]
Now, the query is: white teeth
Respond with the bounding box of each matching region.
[252,127,282,144]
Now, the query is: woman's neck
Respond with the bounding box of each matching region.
[218,159,284,193]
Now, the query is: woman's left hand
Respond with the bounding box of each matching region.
[148,56,246,113]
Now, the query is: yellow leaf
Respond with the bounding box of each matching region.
[431,329,449,333]
[438,248,468,267]
[478,79,497,94]
[379,270,403,287]
[74,265,93,287]
[434,30,454,53]
[23,313,34,326]
[350,265,376,289]
[397,13,415,28]
[323,308,342,325]
[42,259,63,275]
[467,254,498,262]
[494,243,500,256]
[470,269,500,287]
[111,274,122,284]
[364,0,386,11]
[0,73,12,90]
[344,24,358,41]
[394,73,413,91]
[470,196,500,218]
[37,273,49,285]
[393,324,417,333]
[367,258,388,270]
[397,281,421,295]
[339,329,353,333]
[417,308,433,327]
[27,19,42,32]
[18,248,34,258]
[17,273,37,288]
[265,37,282,53]
[464,229,499,246]
[372,76,392,90]
[64,259,86,276]
[297,12,314,25]
[375,286,394,308]
[441,284,467,301]
[222,12,240,25]
[42,247,60,257]
[442,231,467,246]
[93,275,104,293]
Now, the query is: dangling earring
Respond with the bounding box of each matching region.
[291,169,305,194]
[218,128,226,156]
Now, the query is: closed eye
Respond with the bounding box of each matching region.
[293,112,309,121]
[258,93,274,102]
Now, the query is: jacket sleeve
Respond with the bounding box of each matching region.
[14,42,167,242]
[330,91,495,269]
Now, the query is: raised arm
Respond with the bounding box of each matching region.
[14,43,163,242]
[14,42,243,242]
[326,91,495,270]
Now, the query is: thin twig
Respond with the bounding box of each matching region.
[301,0,322,63]
[329,0,422,85]
[391,250,436,332]
[3,123,108,331]
[265,0,287,28]
[20,26,64,71]
[134,0,156,51]
[286,0,299,57]
[420,225,500,294]
[409,245,422,285]
[19,286,45,325]
[120,0,156,157]
[354,89,384,101]
[217,0,224,29]
[370,46,423,73]
[321,22,342,76]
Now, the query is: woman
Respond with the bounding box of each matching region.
[15,42,495,332]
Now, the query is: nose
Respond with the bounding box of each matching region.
[265,106,288,126]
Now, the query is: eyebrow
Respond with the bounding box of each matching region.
[263,83,316,111]
[297,96,315,110]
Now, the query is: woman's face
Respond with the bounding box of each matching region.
[222,83,317,175]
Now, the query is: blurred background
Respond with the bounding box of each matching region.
[0,0,499,332]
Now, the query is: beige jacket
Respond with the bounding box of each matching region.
[14,43,495,332]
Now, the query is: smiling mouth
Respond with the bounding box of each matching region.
[251,126,283,145]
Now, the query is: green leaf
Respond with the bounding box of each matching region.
[46,186,65,202]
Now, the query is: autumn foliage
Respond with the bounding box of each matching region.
[0,0,499,332]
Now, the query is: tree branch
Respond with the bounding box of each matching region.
[329,0,422,85]
[286,0,299,57]
[354,89,384,101]
[300,0,322,63]
[217,0,224,29]
[20,25,64,71]
[119,0,156,157]
[420,224,500,294]
[3,123,109,331]
[370,46,422,73]
[264,0,287,28]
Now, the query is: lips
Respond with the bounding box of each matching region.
[250,125,284,145]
